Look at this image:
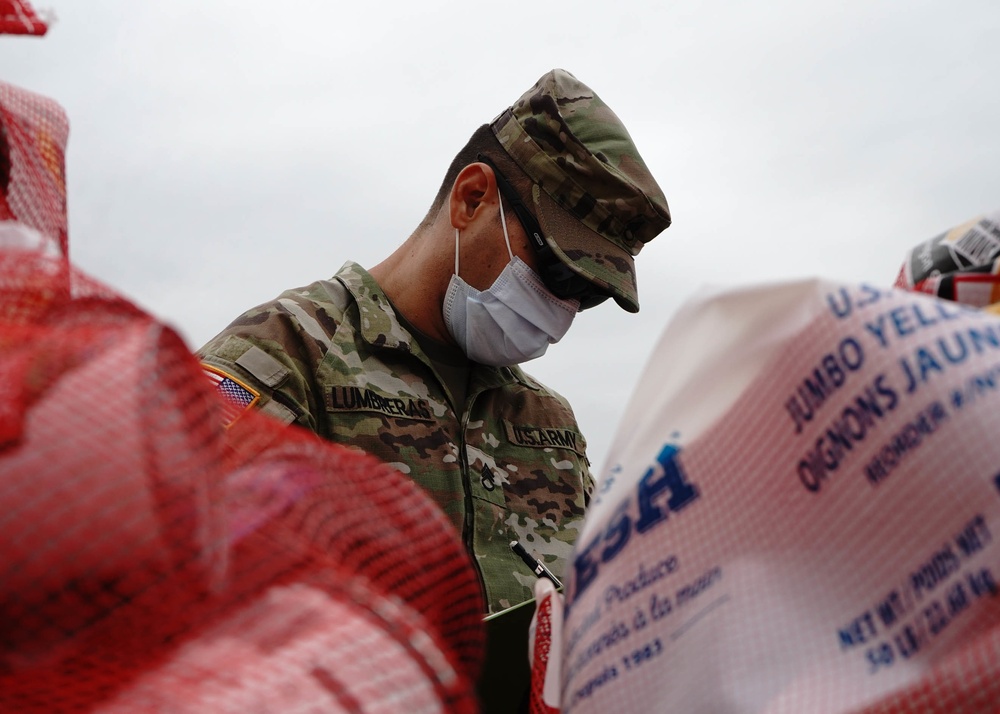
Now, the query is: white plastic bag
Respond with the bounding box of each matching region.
[561,279,1000,713]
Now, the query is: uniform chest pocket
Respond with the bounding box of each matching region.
[464,419,588,509]
[323,382,464,507]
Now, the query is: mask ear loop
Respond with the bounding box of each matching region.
[496,193,515,261]
[454,170,514,279]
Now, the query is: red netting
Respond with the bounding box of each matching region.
[528,589,559,714]
[0,242,485,712]
[0,1,48,36]
[0,81,68,256]
[853,626,1000,713]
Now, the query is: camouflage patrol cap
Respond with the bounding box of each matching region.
[491,69,670,313]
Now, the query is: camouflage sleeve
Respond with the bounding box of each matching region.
[556,383,595,501]
[520,366,596,506]
[582,454,595,508]
[197,281,347,432]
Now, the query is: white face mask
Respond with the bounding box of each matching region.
[443,197,580,367]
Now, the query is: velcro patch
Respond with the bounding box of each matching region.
[327,385,434,423]
[203,364,260,427]
[503,420,585,455]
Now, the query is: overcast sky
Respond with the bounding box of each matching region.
[3,0,998,475]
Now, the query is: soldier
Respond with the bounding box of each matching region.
[198,68,671,615]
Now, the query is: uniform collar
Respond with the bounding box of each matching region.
[334,261,415,352]
[334,261,540,391]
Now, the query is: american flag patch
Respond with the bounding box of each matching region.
[202,364,260,427]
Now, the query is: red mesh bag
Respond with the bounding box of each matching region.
[0,80,67,255]
[855,628,1000,713]
[528,580,561,714]
[0,237,485,712]
[0,0,48,36]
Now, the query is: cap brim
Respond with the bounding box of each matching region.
[531,185,640,313]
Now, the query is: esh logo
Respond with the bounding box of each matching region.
[571,444,701,601]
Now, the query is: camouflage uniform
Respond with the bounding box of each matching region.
[199,68,671,617]
[199,261,594,613]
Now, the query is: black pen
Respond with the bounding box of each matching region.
[510,540,562,589]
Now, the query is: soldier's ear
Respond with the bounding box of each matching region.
[449,163,497,230]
